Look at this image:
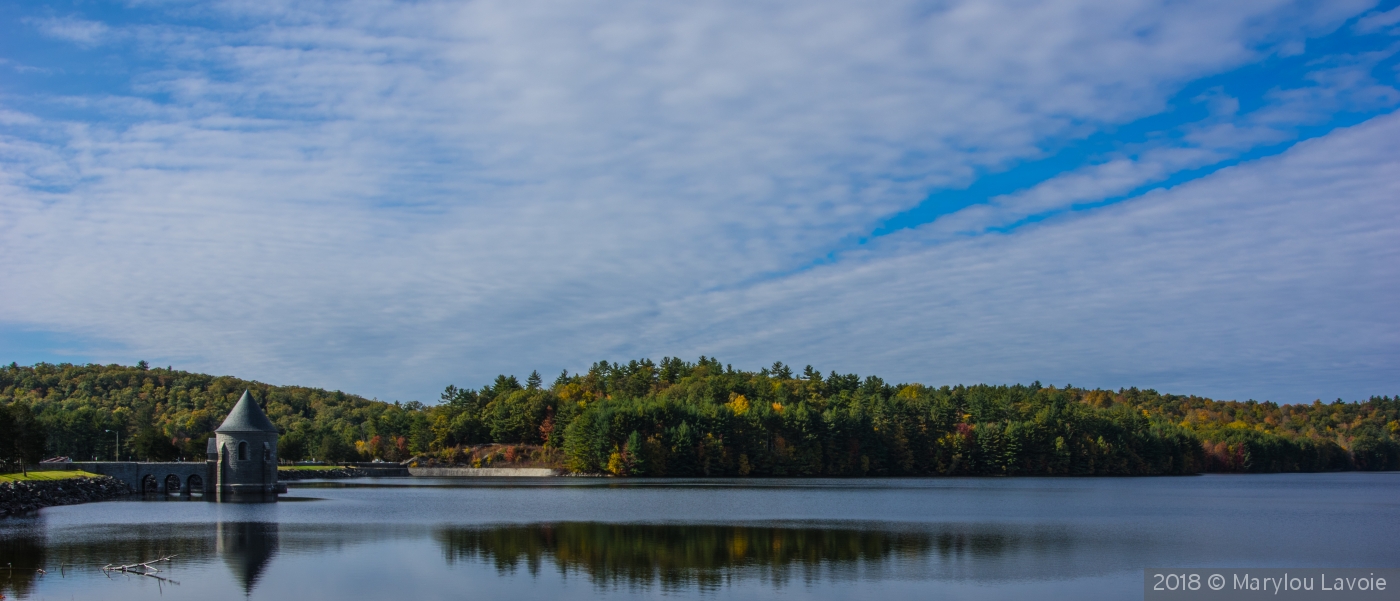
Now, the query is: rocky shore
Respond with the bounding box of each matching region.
[277,467,386,480]
[0,476,133,517]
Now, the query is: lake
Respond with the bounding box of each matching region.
[2,473,1397,600]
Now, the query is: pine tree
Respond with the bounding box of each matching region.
[527,370,543,390]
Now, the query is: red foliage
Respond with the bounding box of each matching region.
[1203,441,1247,472]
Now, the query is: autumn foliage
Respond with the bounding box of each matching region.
[2,360,1396,475]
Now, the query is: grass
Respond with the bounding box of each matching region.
[278,465,341,471]
[0,470,103,483]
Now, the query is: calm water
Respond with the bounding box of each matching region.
[2,473,1397,600]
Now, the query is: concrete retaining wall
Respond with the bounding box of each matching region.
[408,467,563,477]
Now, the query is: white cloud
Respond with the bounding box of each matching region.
[909,42,1400,243]
[1354,6,1400,34]
[657,112,1400,403]
[0,0,1389,400]
[30,17,110,46]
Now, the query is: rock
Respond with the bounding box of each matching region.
[276,467,374,480]
[0,477,134,517]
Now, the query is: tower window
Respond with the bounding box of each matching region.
[264,442,271,461]
[238,441,248,461]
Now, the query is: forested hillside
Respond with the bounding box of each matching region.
[2,360,1396,475]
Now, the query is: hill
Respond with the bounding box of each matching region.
[2,360,1396,475]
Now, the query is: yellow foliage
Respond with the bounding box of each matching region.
[431,415,452,448]
[727,394,750,416]
[895,385,924,400]
[1083,390,1114,408]
[771,402,784,413]
[607,451,625,475]
[557,382,593,405]
[1228,421,1249,429]
[1388,420,1399,434]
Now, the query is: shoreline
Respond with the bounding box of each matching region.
[5,470,1390,516]
[0,475,132,518]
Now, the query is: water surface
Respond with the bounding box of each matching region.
[2,473,1397,600]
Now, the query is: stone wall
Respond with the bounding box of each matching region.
[408,467,563,477]
[277,467,377,480]
[0,476,132,517]
[277,465,409,479]
[67,462,210,492]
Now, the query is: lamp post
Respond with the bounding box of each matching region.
[105,429,119,461]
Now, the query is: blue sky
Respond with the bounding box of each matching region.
[2,0,1398,404]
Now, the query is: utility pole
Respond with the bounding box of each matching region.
[106,429,119,461]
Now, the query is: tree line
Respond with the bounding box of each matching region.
[1,360,1396,475]
[0,401,48,474]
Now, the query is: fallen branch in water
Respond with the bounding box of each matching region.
[102,555,179,584]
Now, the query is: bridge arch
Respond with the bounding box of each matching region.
[141,474,159,493]
[164,474,183,495]
[187,474,204,494]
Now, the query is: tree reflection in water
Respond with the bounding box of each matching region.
[0,519,283,598]
[0,524,45,598]
[437,523,946,590]
[435,522,1092,589]
[3,519,1090,596]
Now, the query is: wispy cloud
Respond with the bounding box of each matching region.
[29,16,110,46]
[879,29,1400,245]
[656,113,1400,403]
[1355,6,1400,33]
[0,0,1394,401]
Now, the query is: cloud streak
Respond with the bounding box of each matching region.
[659,113,1400,402]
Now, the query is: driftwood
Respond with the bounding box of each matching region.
[102,555,180,584]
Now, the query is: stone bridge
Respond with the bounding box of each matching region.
[67,461,213,495]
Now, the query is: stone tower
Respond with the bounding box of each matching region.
[211,390,281,497]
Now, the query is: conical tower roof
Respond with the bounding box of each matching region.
[216,390,278,433]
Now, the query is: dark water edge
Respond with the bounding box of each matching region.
[2,473,1397,600]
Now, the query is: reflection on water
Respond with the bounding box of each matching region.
[0,525,44,598]
[439,523,932,589]
[435,522,1094,589]
[2,519,1096,598]
[218,522,279,595]
[0,520,283,598]
[2,474,1398,600]
[1,521,219,598]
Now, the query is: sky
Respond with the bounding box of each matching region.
[1,0,1397,404]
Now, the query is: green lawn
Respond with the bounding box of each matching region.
[0,470,103,483]
[278,465,341,471]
